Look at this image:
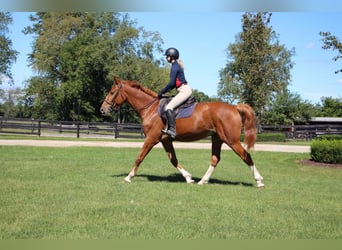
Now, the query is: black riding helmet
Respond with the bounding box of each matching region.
[165,47,179,60]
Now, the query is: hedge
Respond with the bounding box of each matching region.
[256,133,286,142]
[311,139,342,164]
[240,133,286,142]
[317,134,342,141]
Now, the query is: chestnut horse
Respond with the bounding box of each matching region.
[100,77,264,188]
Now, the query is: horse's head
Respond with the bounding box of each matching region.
[100,77,126,115]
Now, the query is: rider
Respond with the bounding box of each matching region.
[158,47,192,139]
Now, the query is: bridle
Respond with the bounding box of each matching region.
[104,81,159,113]
[104,83,122,109]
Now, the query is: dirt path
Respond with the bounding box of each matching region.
[0,139,310,153]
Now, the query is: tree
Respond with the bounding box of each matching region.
[320,32,342,74]
[217,67,241,104]
[23,12,166,122]
[191,89,216,102]
[0,12,19,85]
[319,97,342,117]
[0,87,24,117]
[262,89,317,125]
[218,12,295,123]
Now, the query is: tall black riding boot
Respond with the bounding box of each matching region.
[162,109,176,139]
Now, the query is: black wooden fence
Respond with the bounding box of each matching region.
[261,124,342,140]
[0,117,144,139]
[1,117,342,140]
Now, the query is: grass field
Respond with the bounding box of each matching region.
[0,133,312,145]
[0,145,341,239]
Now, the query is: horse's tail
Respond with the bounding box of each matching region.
[236,103,257,150]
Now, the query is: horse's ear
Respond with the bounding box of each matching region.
[113,76,121,85]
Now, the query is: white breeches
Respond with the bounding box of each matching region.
[165,84,192,110]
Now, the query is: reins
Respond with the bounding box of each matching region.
[137,98,158,113]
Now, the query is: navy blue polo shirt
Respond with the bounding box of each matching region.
[160,60,187,95]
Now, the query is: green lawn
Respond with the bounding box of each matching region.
[0,133,312,145]
[0,145,341,239]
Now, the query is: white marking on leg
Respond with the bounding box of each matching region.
[124,172,135,183]
[198,165,215,185]
[177,167,194,183]
[124,175,132,183]
[250,165,265,188]
[250,165,263,180]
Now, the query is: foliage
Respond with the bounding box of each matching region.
[318,96,342,117]
[256,132,286,142]
[241,132,287,142]
[0,12,19,85]
[0,87,25,117]
[311,139,342,164]
[318,134,342,141]
[191,89,216,102]
[23,12,167,122]
[1,146,341,239]
[320,31,342,74]
[218,12,295,123]
[217,67,241,104]
[262,89,317,125]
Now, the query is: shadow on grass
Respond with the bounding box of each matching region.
[111,173,253,187]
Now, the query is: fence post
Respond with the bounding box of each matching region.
[114,123,118,139]
[38,120,41,136]
[77,122,80,138]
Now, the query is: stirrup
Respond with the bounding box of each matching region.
[162,129,176,139]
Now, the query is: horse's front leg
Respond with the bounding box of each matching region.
[161,139,194,183]
[124,138,157,183]
[198,133,223,185]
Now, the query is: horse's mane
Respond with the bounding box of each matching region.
[124,80,158,98]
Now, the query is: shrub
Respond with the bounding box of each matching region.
[241,133,286,142]
[317,134,342,141]
[311,139,342,164]
[256,133,286,142]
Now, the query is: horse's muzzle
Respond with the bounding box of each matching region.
[100,106,112,115]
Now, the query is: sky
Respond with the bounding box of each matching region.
[5,11,342,104]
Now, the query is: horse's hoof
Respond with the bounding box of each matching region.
[186,178,195,184]
[256,182,265,188]
[184,175,195,184]
[198,180,208,185]
[123,177,132,183]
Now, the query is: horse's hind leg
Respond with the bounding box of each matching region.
[198,133,223,185]
[161,139,194,183]
[230,142,265,188]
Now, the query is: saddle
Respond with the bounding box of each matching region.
[158,95,197,121]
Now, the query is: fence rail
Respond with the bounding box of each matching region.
[0,117,144,139]
[1,117,342,140]
[261,124,342,140]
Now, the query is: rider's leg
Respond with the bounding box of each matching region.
[162,109,176,139]
[163,84,192,139]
